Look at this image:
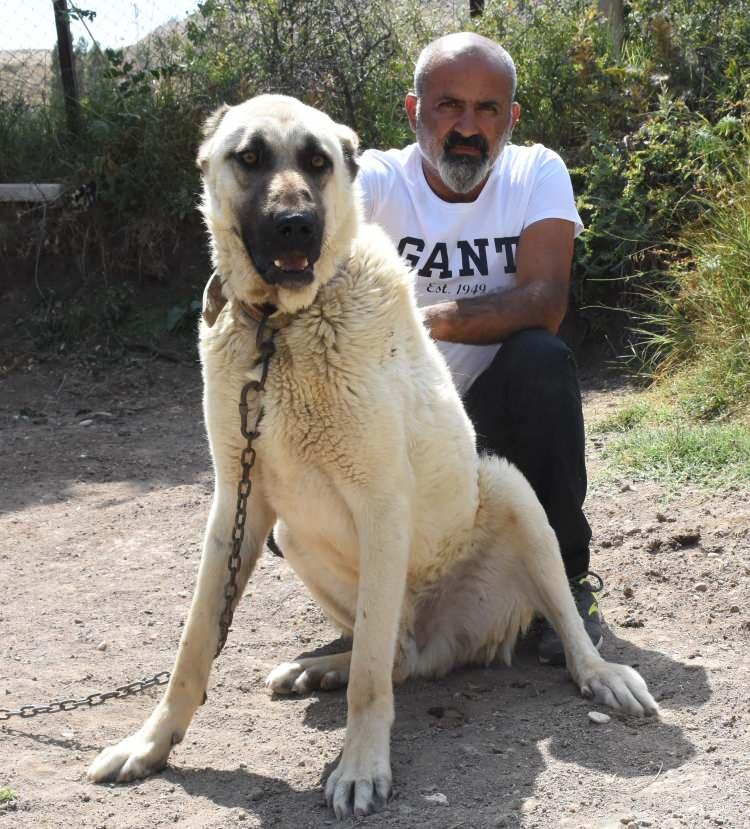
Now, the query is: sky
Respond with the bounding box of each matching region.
[1,0,201,51]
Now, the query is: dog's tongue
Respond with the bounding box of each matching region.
[273,255,309,272]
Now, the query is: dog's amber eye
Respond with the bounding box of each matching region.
[310,154,327,169]
[239,150,258,166]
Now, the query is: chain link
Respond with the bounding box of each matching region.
[0,313,277,722]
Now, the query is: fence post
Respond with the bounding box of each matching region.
[52,0,81,136]
[598,0,625,60]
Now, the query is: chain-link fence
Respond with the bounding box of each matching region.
[0,1,200,110]
[0,0,56,107]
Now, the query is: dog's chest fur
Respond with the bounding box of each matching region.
[262,260,406,480]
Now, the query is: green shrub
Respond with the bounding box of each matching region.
[474,1,749,312]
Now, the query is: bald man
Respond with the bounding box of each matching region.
[358,32,602,666]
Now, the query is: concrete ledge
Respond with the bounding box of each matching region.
[0,183,63,203]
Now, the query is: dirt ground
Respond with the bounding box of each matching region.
[1,346,749,829]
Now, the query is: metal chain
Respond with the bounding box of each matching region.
[0,313,277,722]
[0,672,171,721]
[215,314,276,656]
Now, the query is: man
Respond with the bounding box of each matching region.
[357,31,601,665]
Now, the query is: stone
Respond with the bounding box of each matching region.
[522,797,539,814]
[97,641,107,651]
[423,792,449,806]
[588,711,611,724]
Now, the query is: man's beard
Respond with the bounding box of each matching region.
[419,124,512,194]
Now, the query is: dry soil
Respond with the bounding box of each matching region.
[1,350,749,829]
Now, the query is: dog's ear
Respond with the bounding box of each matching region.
[202,271,228,327]
[197,103,231,172]
[336,124,360,181]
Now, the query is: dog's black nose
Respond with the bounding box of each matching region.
[274,211,315,242]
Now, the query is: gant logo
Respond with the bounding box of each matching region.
[397,236,520,278]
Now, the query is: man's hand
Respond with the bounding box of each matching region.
[421,218,575,344]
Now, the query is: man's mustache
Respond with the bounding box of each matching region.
[443,131,489,156]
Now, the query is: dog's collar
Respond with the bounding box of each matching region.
[238,300,292,330]
[202,271,292,330]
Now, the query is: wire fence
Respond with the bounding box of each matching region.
[0,1,199,108]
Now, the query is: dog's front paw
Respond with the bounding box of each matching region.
[325,754,392,820]
[87,725,178,783]
[580,661,659,717]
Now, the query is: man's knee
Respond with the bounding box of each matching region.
[493,328,576,389]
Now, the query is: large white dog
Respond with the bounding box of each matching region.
[88,95,657,818]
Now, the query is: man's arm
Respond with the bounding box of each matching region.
[422,218,574,344]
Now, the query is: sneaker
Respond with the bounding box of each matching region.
[537,571,604,666]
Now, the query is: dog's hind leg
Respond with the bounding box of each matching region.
[87,480,275,783]
[263,525,357,694]
[273,524,358,635]
[478,457,658,717]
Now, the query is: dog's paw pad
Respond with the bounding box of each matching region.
[266,658,350,695]
[265,662,306,694]
[582,663,659,717]
[87,731,171,784]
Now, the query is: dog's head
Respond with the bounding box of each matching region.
[198,95,360,320]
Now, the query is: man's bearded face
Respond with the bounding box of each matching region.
[417,121,512,194]
[409,51,518,198]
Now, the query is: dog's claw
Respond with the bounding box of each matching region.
[325,759,392,819]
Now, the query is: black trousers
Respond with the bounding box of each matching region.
[462,328,591,579]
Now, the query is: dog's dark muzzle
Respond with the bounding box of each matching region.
[245,208,323,288]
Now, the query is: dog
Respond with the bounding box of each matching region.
[87,95,658,819]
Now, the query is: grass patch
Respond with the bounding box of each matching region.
[593,395,750,486]
[0,788,16,805]
[591,400,653,434]
[603,423,750,485]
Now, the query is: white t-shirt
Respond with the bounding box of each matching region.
[358,142,583,396]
